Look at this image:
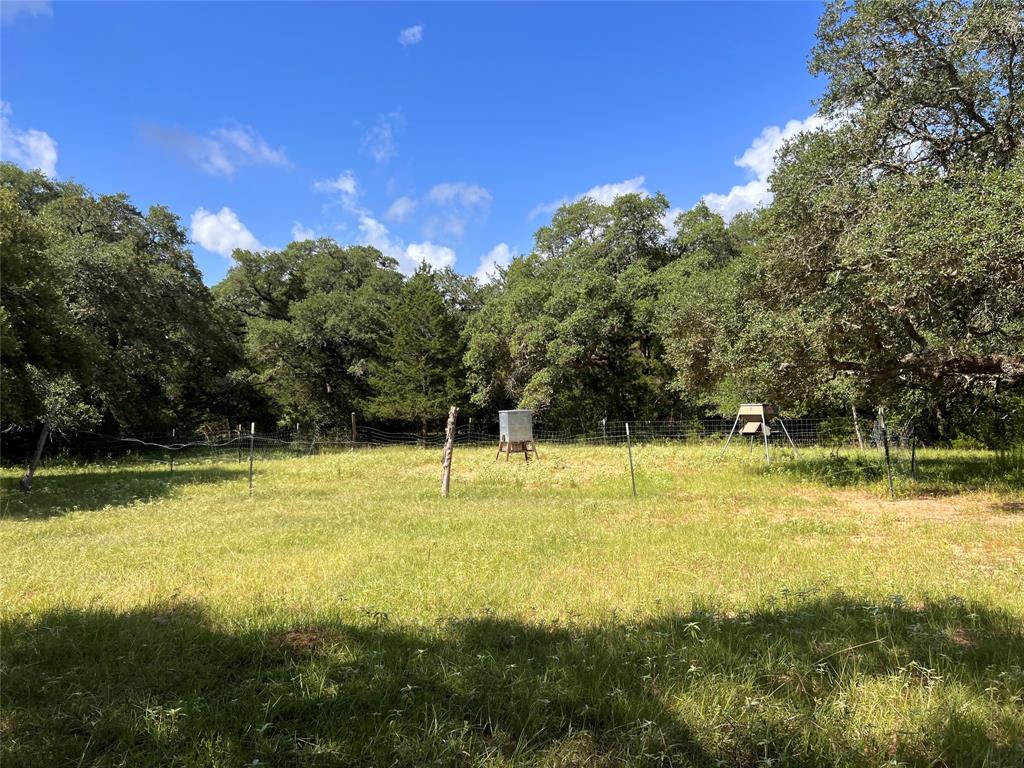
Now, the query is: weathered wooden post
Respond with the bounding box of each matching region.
[237,423,243,463]
[852,405,865,450]
[350,412,357,452]
[441,406,458,497]
[626,422,637,498]
[248,422,255,497]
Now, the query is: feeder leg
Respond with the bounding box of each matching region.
[776,417,799,458]
[763,426,771,464]
[495,440,505,461]
[719,414,741,458]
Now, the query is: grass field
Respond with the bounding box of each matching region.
[2,444,1022,767]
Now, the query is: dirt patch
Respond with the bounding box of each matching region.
[951,627,974,647]
[275,627,344,655]
[835,490,1022,525]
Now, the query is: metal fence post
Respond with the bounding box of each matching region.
[879,407,895,499]
[248,422,255,497]
[626,422,637,498]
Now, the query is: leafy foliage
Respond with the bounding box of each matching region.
[0,164,242,437]
[465,194,683,427]
[214,240,403,430]
[3,0,1022,452]
[368,265,471,432]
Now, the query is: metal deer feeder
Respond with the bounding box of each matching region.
[496,409,538,461]
[719,403,798,463]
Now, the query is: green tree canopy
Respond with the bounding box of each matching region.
[215,240,403,430]
[465,193,684,428]
[367,264,471,435]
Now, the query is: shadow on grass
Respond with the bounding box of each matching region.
[765,450,1024,496]
[4,595,1022,766]
[0,464,249,520]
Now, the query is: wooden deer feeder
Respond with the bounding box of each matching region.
[496,409,538,461]
[720,403,798,463]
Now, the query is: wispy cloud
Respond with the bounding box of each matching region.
[398,24,423,46]
[385,195,416,222]
[702,114,830,220]
[1,1,51,24]
[361,109,403,164]
[312,170,362,212]
[0,101,58,177]
[423,181,491,238]
[142,122,288,178]
[529,175,648,220]
[291,222,317,242]
[190,206,264,258]
[426,182,491,207]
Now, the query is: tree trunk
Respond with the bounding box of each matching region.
[20,418,52,492]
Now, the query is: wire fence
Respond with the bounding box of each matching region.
[26,411,1019,499]
[64,415,895,463]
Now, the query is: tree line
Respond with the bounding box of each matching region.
[2,0,1022,481]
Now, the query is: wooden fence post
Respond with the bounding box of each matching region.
[852,404,864,450]
[441,406,459,497]
[351,412,357,451]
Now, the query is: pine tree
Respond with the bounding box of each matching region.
[369,265,467,441]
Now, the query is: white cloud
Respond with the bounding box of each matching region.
[313,170,362,212]
[385,195,416,222]
[529,175,648,220]
[358,214,455,274]
[1,1,51,23]
[291,222,316,241]
[190,207,264,258]
[703,114,829,220]
[0,101,58,177]
[398,24,423,46]
[661,207,685,238]
[426,181,492,207]
[143,123,288,178]
[580,176,648,205]
[361,110,403,164]
[474,242,515,283]
[423,181,491,238]
[407,242,456,270]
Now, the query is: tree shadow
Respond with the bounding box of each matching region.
[0,464,249,520]
[765,450,1023,497]
[4,594,1022,766]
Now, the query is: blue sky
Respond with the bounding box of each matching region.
[2,1,826,284]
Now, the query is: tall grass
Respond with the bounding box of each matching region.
[2,445,1021,766]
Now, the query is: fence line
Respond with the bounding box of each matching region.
[59,416,908,465]
[24,414,989,500]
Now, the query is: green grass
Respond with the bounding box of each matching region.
[2,445,1022,766]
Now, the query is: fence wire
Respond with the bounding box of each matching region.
[64,417,847,463]
[26,412,1003,498]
